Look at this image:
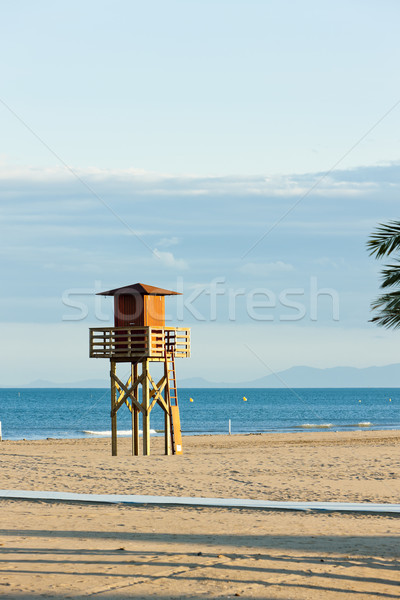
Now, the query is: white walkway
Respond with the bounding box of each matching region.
[1,489,399,515]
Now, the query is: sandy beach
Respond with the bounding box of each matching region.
[1,430,399,598]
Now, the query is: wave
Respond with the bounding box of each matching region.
[298,423,333,429]
[83,429,157,436]
[294,422,374,430]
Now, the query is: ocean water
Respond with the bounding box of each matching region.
[0,387,399,441]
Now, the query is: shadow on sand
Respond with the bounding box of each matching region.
[0,529,399,599]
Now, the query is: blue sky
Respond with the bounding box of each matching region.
[1,1,400,384]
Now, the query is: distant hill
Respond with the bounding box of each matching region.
[180,363,400,388]
[4,363,400,388]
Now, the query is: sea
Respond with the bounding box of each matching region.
[0,387,399,441]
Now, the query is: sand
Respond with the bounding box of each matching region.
[0,430,399,598]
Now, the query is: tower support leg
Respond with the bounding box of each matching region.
[165,411,171,455]
[132,362,140,456]
[163,357,172,455]
[110,360,117,456]
[142,359,150,456]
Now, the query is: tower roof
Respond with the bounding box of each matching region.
[97,282,181,296]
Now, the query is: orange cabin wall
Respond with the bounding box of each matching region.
[144,295,165,326]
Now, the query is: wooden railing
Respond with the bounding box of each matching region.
[89,326,190,360]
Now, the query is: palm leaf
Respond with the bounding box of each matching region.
[370,290,400,328]
[380,261,400,288]
[367,220,400,258]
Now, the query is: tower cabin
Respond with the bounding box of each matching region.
[89,283,190,457]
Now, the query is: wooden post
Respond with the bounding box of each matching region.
[142,359,150,456]
[163,357,171,455]
[110,360,117,456]
[132,362,140,456]
[165,410,171,455]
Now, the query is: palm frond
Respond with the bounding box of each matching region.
[370,290,400,328]
[380,261,400,288]
[367,220,400,258]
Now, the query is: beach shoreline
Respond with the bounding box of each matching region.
[2,424,400,442]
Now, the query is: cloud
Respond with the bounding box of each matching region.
[1,162,400,200]
[312,257,345,269]
[0,160,396,331]
[153,249,188,270]
[239,261,295,277]
[157,236,180,248]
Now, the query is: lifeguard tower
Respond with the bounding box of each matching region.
[89,283,190,457]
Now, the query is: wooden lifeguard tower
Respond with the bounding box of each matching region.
[89,283,190,456]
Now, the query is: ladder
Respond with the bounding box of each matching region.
[165,349,183,455]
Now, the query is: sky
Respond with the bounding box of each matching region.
[1,0,400,385]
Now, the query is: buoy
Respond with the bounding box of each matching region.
[243,396,247,402]
[389,398,392,402]
[190,398,194,403]
[358,400,361,403]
